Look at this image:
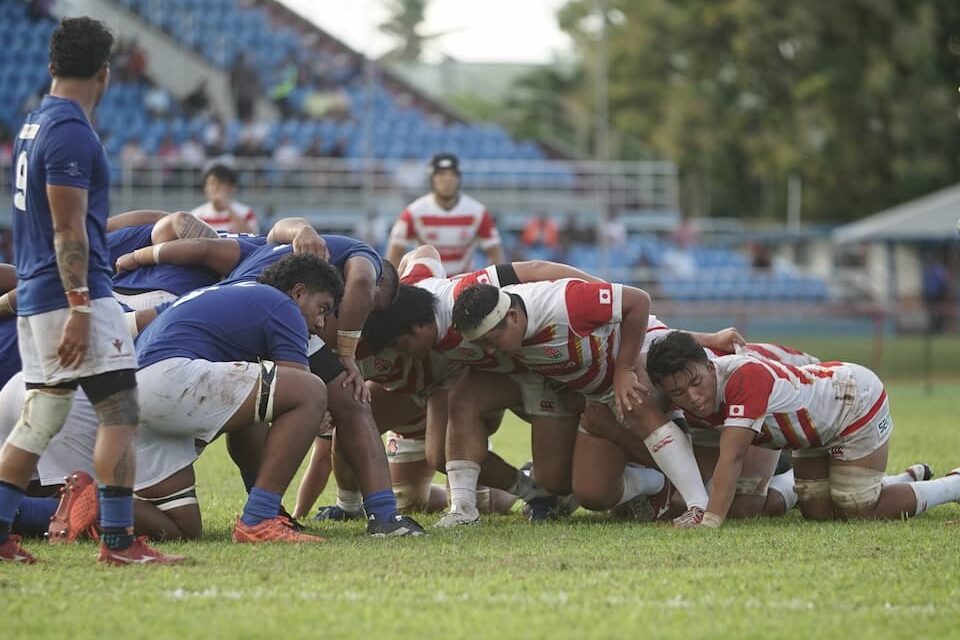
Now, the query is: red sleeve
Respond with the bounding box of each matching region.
[395,210,416,240]
[477,210,497,239]
[399,263,435,285]
[451,267,497,299]
[723,363,774,428]
[564,281,617,336]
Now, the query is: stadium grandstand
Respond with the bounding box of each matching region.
[0,0,858,309]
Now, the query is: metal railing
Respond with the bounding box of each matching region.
[0,156,678,228]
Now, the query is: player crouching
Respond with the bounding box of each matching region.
[645,331,960,527]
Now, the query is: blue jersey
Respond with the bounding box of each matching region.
[12,96,113,315]
[226,235,382,282]
[218,231,270,247]
[0,316,21,388]
[107,224,154,265]
[112,238,260,295]
[136,281,309,368]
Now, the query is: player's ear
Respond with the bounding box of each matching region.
[289,282,307,300]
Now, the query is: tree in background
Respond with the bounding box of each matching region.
[379,0,445,63]
[504,0,960,221]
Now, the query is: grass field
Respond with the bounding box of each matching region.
[3,371,960,638]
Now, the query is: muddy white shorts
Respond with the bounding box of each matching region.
[112,289,177,312]
[18,298,137,386]
[137,358,259,443]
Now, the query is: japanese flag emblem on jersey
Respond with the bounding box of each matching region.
[729,404,745,417]
[599,288,612,304]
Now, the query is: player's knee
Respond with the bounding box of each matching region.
[830,466,883,514]
[7,389,74,455]
[794,475,832,520]
[136,485,202,540]
[572,475,618,511]
[425,444,446,475]
[392,478,431,512]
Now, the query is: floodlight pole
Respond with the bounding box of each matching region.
[594,0,611,278]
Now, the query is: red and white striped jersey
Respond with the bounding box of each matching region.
[357,343,457,398]
[190,201,258,234]
[503,279,668,397]
[389,193,501,276]
[400,258,517,372]
[706,342,821,367]
[687,354,886,450]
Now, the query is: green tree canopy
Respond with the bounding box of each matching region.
[506,0,960,220]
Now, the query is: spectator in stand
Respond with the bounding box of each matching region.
[600,210,627,248]
[270,54,300,119]
[190,163,259,234]
[520,214,560,252]
[229,53,261,121]
[119,136,147,172]
[0,126,12,160]
[180,134,206,169]
[203,117,225,156]
[273,136,302,171]
[922,255,951,334]
[386,153,503,276]
[182,80,211,118]
[144,85,172,119]
[672,211,701,249]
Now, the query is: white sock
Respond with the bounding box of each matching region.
[335,488,363,513]
[910,473,960,515]
[768,469,798,511]
[616,464,665,506]
[508,469,549,501]
[882,471,913,486]
[643,421,708,509]
[446,460,481,514]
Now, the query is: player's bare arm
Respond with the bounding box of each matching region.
[613,286,651,418]
[690,327,747,354]
[266,218,329,260]
[160,211,219,241]
[703,426,757,527]
[105,208,169,231]
[334,256,378,403]
[512,260,605,284]
[0,264,15,318]
[397,244,442,276]
[483,243,504,266]
[48,184,91,368]
[115,237,242,276]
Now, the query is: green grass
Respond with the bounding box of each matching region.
[3,381,960,639]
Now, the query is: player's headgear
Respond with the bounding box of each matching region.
[453,284,513,342]
[429,153,460,175]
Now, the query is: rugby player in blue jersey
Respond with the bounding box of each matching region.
[0,18,183,565]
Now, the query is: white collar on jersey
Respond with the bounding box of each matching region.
[460,289,512,342]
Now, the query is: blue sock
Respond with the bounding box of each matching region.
[241,487,281,526]
[99,486,134,550]
[0,480,26,544]
[363,490,398,522]
[13,497,59,538]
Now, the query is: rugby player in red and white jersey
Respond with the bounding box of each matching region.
[190,163,259,234]
[369,246,614,525]
[646,331,960,527]
[450,280,716,525]
[386,153,502,276]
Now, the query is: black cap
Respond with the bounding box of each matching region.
[429,152,460,175]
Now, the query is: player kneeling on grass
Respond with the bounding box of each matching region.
[645,331,960,527]
[133,253,343,543]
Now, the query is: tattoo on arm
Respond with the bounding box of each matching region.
[174,214,219,239]
[54,235,89,291]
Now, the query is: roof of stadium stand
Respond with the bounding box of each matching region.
[832,183,960,243]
